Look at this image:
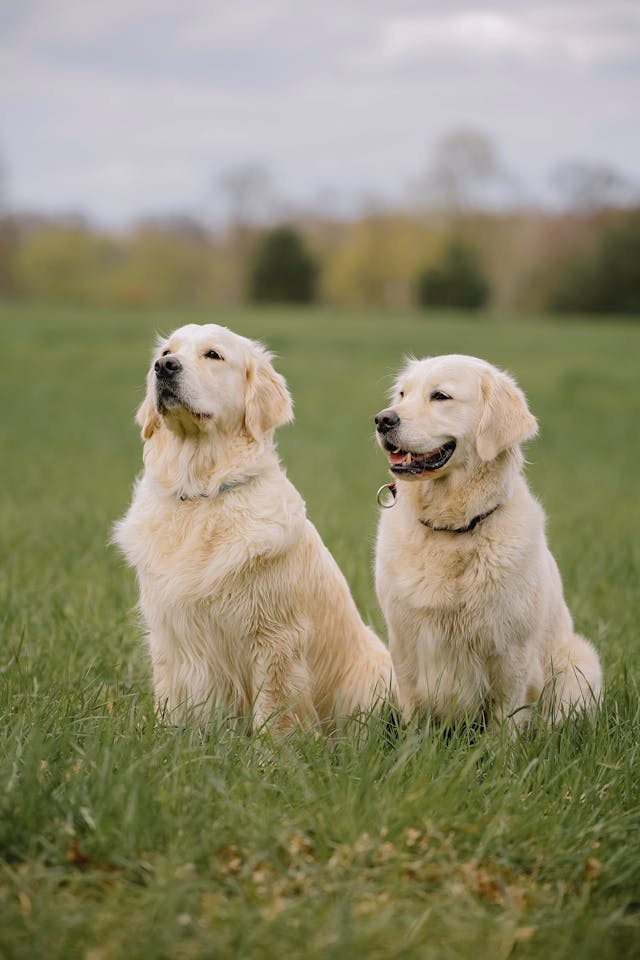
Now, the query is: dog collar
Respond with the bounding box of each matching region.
[419,504,500,534]
[176,476,255,502]
[376,481,500,533]
[376,482,397,508]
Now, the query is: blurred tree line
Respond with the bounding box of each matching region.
[0,131,638,315]
[2,206,639,315]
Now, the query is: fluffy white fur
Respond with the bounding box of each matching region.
[375,354,602,727]
[114,323,395,732]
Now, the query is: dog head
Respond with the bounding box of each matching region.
[375,354,538,479]
[136,323,293,443]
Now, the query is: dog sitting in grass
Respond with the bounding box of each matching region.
[374,354,602,728]
[114,323,396,732]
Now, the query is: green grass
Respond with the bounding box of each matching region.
[1,301,639,959]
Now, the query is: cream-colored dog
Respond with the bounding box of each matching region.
[374,354,601,727]
[115,323,395,732]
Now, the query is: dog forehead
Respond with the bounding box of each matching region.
[404,354,490,391]
[165,323,252,357]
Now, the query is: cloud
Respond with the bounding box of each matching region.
[382,12,546,61]
[381,5,640,66]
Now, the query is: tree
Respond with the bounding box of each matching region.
[416,238,489,310]
[413,130,516,215]
[14,223,117,303]
[217,163,275,229]
[551,161,636,213]
[0,146,18,296]
[249,226,317,304]
[214,163,277,301]
[0,147,7,215]
[552,209,640,314]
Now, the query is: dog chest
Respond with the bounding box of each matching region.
[380,531,500,610]
[119,488,306,605]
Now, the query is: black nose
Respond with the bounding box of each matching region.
[154,355,182,379]
[375,408,400,433]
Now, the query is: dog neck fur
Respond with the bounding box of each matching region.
[401,446,524,530]
[141,418,281,500]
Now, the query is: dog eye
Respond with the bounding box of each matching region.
[204,350,224,360]
[430,391,451,401]
[161,349,170,357]
[398,390,404,399]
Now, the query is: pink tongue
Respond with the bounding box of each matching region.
[389,451,408,465]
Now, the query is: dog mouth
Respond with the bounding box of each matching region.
[156,383,210,421]
[156,382,184,412]
[384,439,457,475]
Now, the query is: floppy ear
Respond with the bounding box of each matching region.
[244,349,293,440]
[135,369,160,440]
[476,369,538,461]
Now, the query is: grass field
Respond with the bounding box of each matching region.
[1,302,639,959]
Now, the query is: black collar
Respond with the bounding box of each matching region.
[376,481,500,534]
[419,503,500,534]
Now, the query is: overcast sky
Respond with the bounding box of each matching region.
[1,0,639,225]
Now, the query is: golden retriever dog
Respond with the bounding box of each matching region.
[374,354,602,728]
[114,323,395,732]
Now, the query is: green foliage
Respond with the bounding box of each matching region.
[417,237,490,310]
[321,216,440,309]
[14,224,118,303]
[0,217,19,296]
[3,209,639,316]
[552,208,640,314]
[108,226,213,307]
[1,304,639,958]
[249,225,317,303]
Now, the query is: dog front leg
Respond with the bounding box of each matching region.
[251,637,318,734]
[149,641,183,719]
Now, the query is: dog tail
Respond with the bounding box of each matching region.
[544,634,603,722]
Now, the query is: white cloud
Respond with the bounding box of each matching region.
[381,5,640,66]
[382,13,546,61]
